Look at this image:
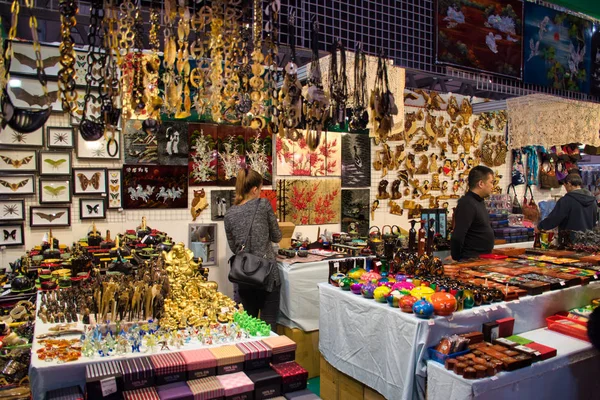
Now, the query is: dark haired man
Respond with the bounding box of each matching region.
[451,166,495,261]
[538,173,598,232]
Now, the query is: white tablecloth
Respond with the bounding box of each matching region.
[318,281,600,400]
[427,328,600,400]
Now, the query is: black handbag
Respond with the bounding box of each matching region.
[228,200,274,289]
[508,184,522,214]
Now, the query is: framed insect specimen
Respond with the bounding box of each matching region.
[107,169,123,209]
[7,78,62,111]
[0,223,24,247]
[0,150,37,173]
[39,178,71,204]
[0,174,35,195]
[72,168,107,195]
[76,129,121,160]
[10,41,62,76]
[79,198,106,220]
[46,126,75,149]
[189,223,217,266]
[0,200,25,221]
[39,150,72,176]
[0,125,44,148]
[30,206,71,228]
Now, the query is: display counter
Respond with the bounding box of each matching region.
[426,328,600,400]
[318,281,600,400]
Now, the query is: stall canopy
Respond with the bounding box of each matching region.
[506,94,600,149]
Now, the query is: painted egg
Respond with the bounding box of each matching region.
[361,272,382,282]
[348,268,366,280]
[430,292,458,316]
[386,290,404,308]
[399,295,418,313]
[350,282,364,295]
[410,286,435,302]
[339,277,356,291]
[373,286,391,303]
[330,273,346,286]
[377,280,395,289]
[413,298,434,319]
[392,281,415,293]
[361,282,377,299]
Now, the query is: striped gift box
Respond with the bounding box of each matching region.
[121,356,155,391]
[45,385,84,400]
[261,337,297,364]
[123,387,160,400]
[187,376,225,400]
[271,362,308,393]
[236,341,272,371]
[150,353,187,385]
[209,346,245,375]
[156,382,194,400]
[85,360,124,400]
[180,349,217,380]
[216,372,254,397]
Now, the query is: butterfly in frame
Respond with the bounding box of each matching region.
[86,204,100,214]
[44,158,67,169]
[0,155,34,168]
[0,179,30,192]
[77,172,101,191]
[44,185,67,197]
[35,211,65,222]
[3,229,16,240]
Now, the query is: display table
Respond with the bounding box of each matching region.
[318,281,600,400]
[29,319,275,399]
[427,328,600,400]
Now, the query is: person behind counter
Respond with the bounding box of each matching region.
[224,167,282,330]
[451,166,495,261]
[538,173,598,232]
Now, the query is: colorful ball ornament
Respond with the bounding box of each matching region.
[386,290,404,308]
[361,282,377,299]
[399,295,418,313]
[377,280,395,289]
[330,273,346,287]
[392,281,415,294]
[373,286,391,303]
[410,286,435,302]
[430,292,458,316]
[350,282,364,295]
[339,277,355,291]
[361,272,382,282]
[348,268,366,280]
[413,298,434,319]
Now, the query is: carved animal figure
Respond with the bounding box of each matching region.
[190,189,208,221]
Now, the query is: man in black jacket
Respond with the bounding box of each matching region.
[538,173,598,232]
[451,166,496,260]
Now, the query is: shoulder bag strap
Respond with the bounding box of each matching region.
[241,200,261,251]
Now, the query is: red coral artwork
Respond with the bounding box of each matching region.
[277,179,341,225]
[276,130,341,177]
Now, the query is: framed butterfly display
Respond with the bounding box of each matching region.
[73,168,107,195]
[0,223,24,247]
[107,169,122,209]
[0,200,25,221]
[46,126,74,149]
[79,198,106,220]
[30,206,70,228]
[7,78,62,111]
[39,151,72,176]
[0,150,37,173]
[0,174,35,195]
[39,178,71,204]
[0,125,44,148]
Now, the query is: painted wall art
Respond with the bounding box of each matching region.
[436,0,524,78]
[210,190,235,221]
[123,165,188,209]
[124,119,159,164]
[261,189,277,213]
[277,179,341,225]
[341,189,370,237]
[189,223,217,266]
[246,128,273,185]
[157,120,189,165]
[523,2,592,93]
[217,126,246,185]
[591,28,600,96]
[0,150,37,173]
[276,130,341,177]
[341,133,371,187]
[188,123,218,186]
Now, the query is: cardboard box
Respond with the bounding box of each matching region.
[271,362,308,394]
[156,382,194,400]
[236,341,272,371]
[496,317,515,338]
[276,326,320,379]
[261,336,297,365]
[245,368,282,400]
[150,353,187,385]
[209,346,245,375]
[46,385,84,400]
[85,360,124,400]
[187,376,225,400]
[181,349,217,380]
[121,356,155,391]
[217,372,255,400]
[123,387,160,400]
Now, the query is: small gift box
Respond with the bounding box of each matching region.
[209,346,245,375]
[123,387,160,400]
[85,360,124,400]
[121,356,155,391]
[245,368,282,400]
[236,341,272,371]
[271,362,308,393]
[284,389,320,400]
[45,385,84,400]
[217,372,254,400]
[261,337,297,364]
[150,353,187,385]
[156,382,194,400]
[180,349,217,380]
[187,376,225,400]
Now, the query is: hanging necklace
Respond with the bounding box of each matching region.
[263,0,280,121]
[174,0,191,119]
[249,0,265,118]
[277,8,302,139]
[190,3,211,117]
[370,49,398,144]
[349,43,368,131]
[304,17,329,151]
[329,38,348,127]
[57,0,79,117]
[1,0,52,134]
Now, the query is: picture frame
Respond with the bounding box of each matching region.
[30,206,71,228]
[10,41,62,76]
[0,223,24,247]
[46,126,75,149]
[0,174,35,195]
[72,167,107,195]
[79,198,107,220]
[107,169,123,209]
[0,125,44,148]
[39,150,72,176]
[76,128,121,160]
[189,223,217,266]
[0,149,37,173]
[39,177,72,204]
[7,77,63,111]
[0,199,25,221]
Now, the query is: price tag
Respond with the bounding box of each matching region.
[491,305,498,311]
[221,307,230,313]
[428,319,435,326]
[141,235,149,244]
[560,281,566,287]
[491,376,498,381]
[334,262,340,270]
[100,377,117,397]
[375,261,382,267]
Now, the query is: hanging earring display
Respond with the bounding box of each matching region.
[277,8,302,139]
[349,43,368,132]
[190,3,211,117]
[370,49,398,145]
[221,0,243,123]
[263,0,280,121]
[304,18,330,151]
[162,0,179,116]
[329,39,348,127]
[249,0,265,119]
[174,0,191,119]
[58,0,79,116]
